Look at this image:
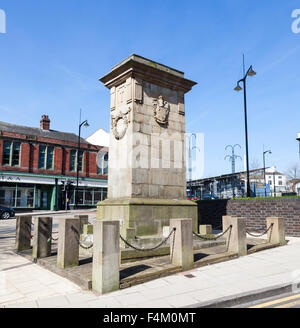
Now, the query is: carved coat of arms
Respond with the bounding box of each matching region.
[111,105,131,140]
[153,95,170,125]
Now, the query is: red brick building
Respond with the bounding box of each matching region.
[0,115,108,210]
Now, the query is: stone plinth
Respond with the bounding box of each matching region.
[32,217,52,259]
[222,216,247,256]
[97,198,198,238]
[57,217,80,269]
[15,215,32,251]
[266,217,286,245]
[92,220,120,294]
[169,218,193,270]
[97,54,197,236]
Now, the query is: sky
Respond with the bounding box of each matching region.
[0,0,299,179]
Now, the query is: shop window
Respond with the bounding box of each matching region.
[2,141,21,166]
[94,190,102,203]
[41,192,48,208]
[38,145,54,170]
[97,152,108,175]
[70,150,83,172]
[85,190,93,205]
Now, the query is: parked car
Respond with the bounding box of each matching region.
[202,193,220,200]
[0,206,15,220]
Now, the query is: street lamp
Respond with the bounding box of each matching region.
[186,133,200,199]
[263,149,272,197]
[234,65,257,197]
[75,119,89,208]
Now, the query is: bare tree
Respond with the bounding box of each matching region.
[286,164,300,180]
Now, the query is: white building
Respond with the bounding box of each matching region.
[264,166,287,196]
[85,128,109,147]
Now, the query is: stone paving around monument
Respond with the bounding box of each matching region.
[1,215,300,308]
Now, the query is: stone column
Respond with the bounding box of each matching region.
[74,215,89,234]
[15,215,32,251]
[57,217,80,269]
[169,218,193,271]
[199,225,212,235]
[32,216,52,259]
[222,216,247,256]
[266,217,286,245]
[92,220,120,294]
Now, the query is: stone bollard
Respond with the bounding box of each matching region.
[57,217,80,269]
[15,215,32,251]
[199,225,212,235]
[92,220,120,294]
[222,216,247,256]
[32,217,52,259]
[74,215,89,234]
[266,217,286,246]
[169,218,193,271]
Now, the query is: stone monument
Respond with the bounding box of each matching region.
[97,54,198,239]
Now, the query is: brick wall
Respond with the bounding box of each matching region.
[197,198,300,237]
[0,130,108,180]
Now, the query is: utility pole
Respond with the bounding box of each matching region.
[225,144,242,198]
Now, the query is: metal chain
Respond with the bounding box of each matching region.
[193,225,233,241]
[120,228,176,252]
[170,228,176,262]
[72,226,94,249]
[246,223,274,238]
[225,224,232,252]
[47,231,59,243]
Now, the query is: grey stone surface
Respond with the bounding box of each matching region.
[92,220,120,294]
[32,217,52,259]
[267,217,286,245]
[223,216,247,256]
[15,216,32,251]
[57,217,80,268]
[170,218,193,270]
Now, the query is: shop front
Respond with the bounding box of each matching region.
[0,172,107,211]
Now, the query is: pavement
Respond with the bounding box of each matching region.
[1,213,300,308]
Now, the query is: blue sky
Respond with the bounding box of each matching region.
[0,0,299,178]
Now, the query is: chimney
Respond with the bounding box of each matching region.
[40,115,50,130]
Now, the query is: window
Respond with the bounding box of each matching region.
[2,141,21,166]
[268,181,272,185]
[278,176,282,179]
[279,181,283,186]
[97,152,108,175]
[70,150,83,172]
[38,145,54,169]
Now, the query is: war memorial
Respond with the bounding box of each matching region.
[14,55,287,296]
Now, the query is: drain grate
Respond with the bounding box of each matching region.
[184,274,195,278]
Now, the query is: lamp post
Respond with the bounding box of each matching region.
[263,149,272,197]
[234,65,257,197]
[75,119,89,208]
[225,144,242,199]
[187,133,200,199]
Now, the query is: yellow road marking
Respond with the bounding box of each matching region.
[274,299,300,308]
[250,293,300,308]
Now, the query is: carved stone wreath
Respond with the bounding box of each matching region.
[153,95,170,125]
[111,106,131,140]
